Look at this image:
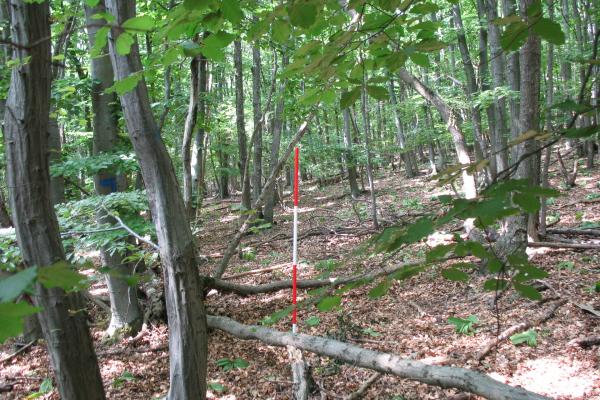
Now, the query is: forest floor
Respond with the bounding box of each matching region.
[1,157,600,400]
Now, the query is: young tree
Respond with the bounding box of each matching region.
[4,1,105,398]
[234,40,251,211]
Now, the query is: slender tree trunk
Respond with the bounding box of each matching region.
[502,0,521,145]
[85,1,142,337]
[182,54,200,217]
[484,0,509,176]
[398,69,477,202]
[388,79,417,177]
[105,1,208,398]
[234,40,251,210]
[193,51,208,209]
[360,83,379,229]
[4,1,105,398]
[342,104,361,198]
[251,43,263,206]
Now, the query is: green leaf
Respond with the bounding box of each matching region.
[184,0,211,11]
[200,44,225,61]
[415,39,447,52]
[208,382,225,392]
[410,2,440,14]
[85,0,100,6]
[222,0,243,24]
[162,47,182,65]
[122,15,155,32]
[513,282,542,300]
[90,26,110,57]
[0,301,41,343]
[317,295,341,312]
[38,261,87,291]
[564,125,600,139]
[501,21,528,51]
[483,278,509,291]
[115,32,135,56]
[0,267,38,303]
[510,329,537,346]
[272,19,291,43]
[441,268,469,282]
[203,31,236,48]
[261,305,294,325]
[513,192,540,213]
[181,41,202,57]
[304,315,320,326]
[368,279,392,298]
[233,358,249,368]
[532,17,565,45]
[409,52,430,67]
[340,87,361,109]
[448,315,478,335]
[108,73,143,95]
[366,85,389,101]
[288,1,318,28]
[514,264,549,281]
[426,244,455,262]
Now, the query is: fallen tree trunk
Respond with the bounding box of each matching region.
[527,241,600,250]
[207,315,550,400]
[206,260,422,296]
[546,227,600,236]
[475,299,567,361]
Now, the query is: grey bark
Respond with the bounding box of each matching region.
[182,54,200,217]
[4,1,105,398]
[398,69,477,201]
[484,0,509,175]
[502,0,521,143]
[207,316,550,400]
[193,51,208,208]
[234,40,251,211]
[360,84,379,229]
[342,104,361,198]
[85,1,142,337]
[388,79,417,177]
[105,1,208,398]
[251,44,263,205]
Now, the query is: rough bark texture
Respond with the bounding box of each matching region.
[105,1,208,398]
[502,0,521,143]
[207,316,550,400]
[4,1,105,398]
[85,1,142,337]
[234,40,251,211]
[182,54,200,217]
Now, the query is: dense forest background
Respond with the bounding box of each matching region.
[0,0,599,398]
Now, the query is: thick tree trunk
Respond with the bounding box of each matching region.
[207,316,550,400]
[502,0,521,144]
[4,1,105,398]
[105,1,208,398]
[234,40,251,211]
[85,1,142,337]
[0,189,12,227]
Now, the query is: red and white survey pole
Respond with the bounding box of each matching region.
[292,147,299,334]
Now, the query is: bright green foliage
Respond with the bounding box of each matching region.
[25,378,54,399]
[0,301,41,343]
[111,371,137,388]
[37,261,88,292]
[448,315,478,335]
[0,267,37,303]
[510,329,538,346]
[317,295,342,312]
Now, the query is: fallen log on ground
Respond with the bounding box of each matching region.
[527,241,600,250]
[206,260,423,296]
[207,315,550,400]
[546,227,600,236]
[475,299,567,361]
[568,335,600,348]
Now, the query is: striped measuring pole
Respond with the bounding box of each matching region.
[292,147,299,333]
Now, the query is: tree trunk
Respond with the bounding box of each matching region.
[360,84,379,229]
[193,52,208,209]
[342,104,361,198]
[502,0,521,145]
[182,54,200,217]
[105,1,208,398]
[85,1,142,337]
[388,79,417,177]
[4,1,105,398]
[251,44,263,206]
[484,0,510,176]
[234,40,251,211]
[398,69,477,202]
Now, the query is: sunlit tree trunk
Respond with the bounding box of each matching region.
[4,1,105,398]
[182,52,200,217]
[360,82,379,229]
[234,40,251,211]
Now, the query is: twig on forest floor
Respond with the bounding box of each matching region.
[475,299,568,361]
[0,340,36,364]
[344,372,381,400]
[568,335,600,348]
